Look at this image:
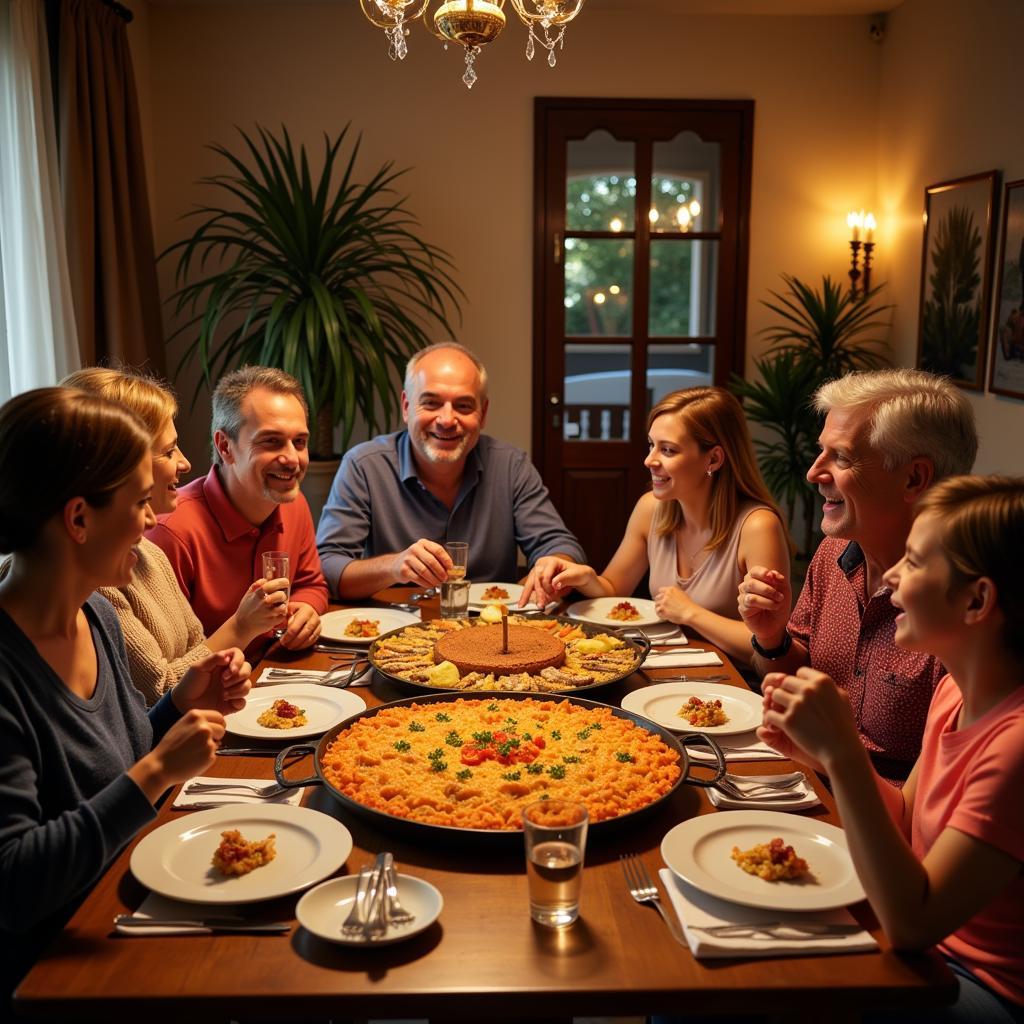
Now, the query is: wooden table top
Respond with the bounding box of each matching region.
[14,591,953,1021]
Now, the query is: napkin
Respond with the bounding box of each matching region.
[171,776,304,811]
[658,869,876,959]
[707,774,821,811]
[114,893,255,936]
[255,666,373,687]
[687,731,786,762]
[643,650,723,668]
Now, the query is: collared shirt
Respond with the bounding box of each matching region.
[146,466,328,637]
[316,431,586,594]
[788,538,944,784]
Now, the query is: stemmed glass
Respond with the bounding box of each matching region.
[261,550,290,638]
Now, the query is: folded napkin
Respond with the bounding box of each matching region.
[643,650,723,668]
[658,869,876,959]
[645,636,691,648]
[115,893,254,936]
[255,666,373,687]
[687,730,786,762]
[707,774,821,811]
[172,776,304,811]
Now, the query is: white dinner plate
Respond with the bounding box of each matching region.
[621,682,762,736]
[130,804,352,905]
[319,607,421,644]
[660,811,865,912]
[226,684,366,741]
[566,596,663,628]
[296,872,443,946]
[467,581,524,606]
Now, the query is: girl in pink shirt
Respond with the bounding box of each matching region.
[760,475,1024,1023]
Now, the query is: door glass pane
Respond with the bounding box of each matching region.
[563,343,631,442]
[651,131,721,233]
[567,131,636,232]
[646,344,715,413]
[649,239,718,337]
[565,238,633,336]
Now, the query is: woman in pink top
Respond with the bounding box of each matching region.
[761,475,1024,1022]
[521,387,789,664]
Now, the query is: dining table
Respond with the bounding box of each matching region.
[13,587,954,1022]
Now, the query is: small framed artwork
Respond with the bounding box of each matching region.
[987,178,1024,400]
[916,170,999,390]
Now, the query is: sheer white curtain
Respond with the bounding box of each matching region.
[0,0,80,402]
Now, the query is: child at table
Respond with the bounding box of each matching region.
[759,475,1024,1023]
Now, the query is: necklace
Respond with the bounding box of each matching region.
[676,526,712,578]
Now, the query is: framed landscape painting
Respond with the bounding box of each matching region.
[916,170,999,390]
[988,178,1024,400]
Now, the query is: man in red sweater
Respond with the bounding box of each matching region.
[147,367,327,650]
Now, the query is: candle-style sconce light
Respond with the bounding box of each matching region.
[846,209,876,299]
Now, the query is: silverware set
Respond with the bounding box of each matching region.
[652,673,732,683]
[342,852,415,940]
[258,663,368,687]
[689,921,864,939]
[185,779,289,799]
[712,772,806,801]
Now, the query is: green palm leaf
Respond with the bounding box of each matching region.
[161,124,464,455]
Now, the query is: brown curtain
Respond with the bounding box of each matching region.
[56,0,165,373]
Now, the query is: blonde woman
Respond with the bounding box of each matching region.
[62,368,287,703]
[521,387,789,663]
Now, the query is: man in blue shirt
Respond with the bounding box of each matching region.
[316,342,585,599]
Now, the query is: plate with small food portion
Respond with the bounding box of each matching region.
[319,607,421,644]
[621,682,762,736]
[567,596,663,628]
[129,804,352,904]
[467,582,523,606]
[227,684,366,740]
[661,811,864,911]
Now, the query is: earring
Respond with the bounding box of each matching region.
[706,468,713,478]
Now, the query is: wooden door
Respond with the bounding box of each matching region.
[532,98,754,572]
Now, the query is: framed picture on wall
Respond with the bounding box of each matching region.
[987,178,1024,400]
[916,170,999,390]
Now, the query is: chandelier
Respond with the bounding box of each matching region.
[358,0,587,89]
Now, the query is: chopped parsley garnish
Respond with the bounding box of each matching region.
[576,728,592,741]
[547,764,567,779]
[525,763,544,775]
[562,755,581,764]
[521,731,532,740]
[426,747,448,772]
[551,730,562,740]
[500,770,522,781]
[615,751,635,763]
[504,717,518,727]
[456,768,472,781]
[430,760,447,772]
[435,712,452,723]
[487,702,499,711]
[471,730,494,745]
[393,740,411,752]
[590,722,603,730]
[408,721,425,732]
[540,792,550,800]
[445,730,464,747]
[496,737,521,757]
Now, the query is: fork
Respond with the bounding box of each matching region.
[620,854,685,945]
[382,852,415,925]
[713,773,806,800]
[185,780,289,798]
[341,866,374,936]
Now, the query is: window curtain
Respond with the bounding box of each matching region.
[57,0,166,374]
[0,0,80,402]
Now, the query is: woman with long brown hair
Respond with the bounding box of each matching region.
[521,386,790,663]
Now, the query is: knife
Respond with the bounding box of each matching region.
[690,921,865,938]
[113,915,291,933]
[215,747,291,757]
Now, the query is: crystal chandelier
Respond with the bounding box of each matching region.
[359,0,587,89]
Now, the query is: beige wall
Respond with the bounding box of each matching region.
[878,0,1024,473]
[133,2,881,470]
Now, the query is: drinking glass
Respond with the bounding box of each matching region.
[440,540,470,619]
[522,799,588,928]
[443,541,469,581]
[261,550,291,637]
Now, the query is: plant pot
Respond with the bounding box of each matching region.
[300,458,340,526]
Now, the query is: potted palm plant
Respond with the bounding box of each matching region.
[162,124,463,515]
[731,274,891,558]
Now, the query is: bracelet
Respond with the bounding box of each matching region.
[750,630,793,660]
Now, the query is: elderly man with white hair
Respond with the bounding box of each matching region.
[739,369,978,783]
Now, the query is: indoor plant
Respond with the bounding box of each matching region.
[162,124,463,463]
[731,274,891,558]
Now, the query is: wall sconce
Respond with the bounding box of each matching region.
[846,209,876,298]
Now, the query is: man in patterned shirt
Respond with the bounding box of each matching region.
[738,369,978,782]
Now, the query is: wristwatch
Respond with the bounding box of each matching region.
[750,630,793,660]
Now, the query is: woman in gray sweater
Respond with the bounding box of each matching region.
[0,388,251,998]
